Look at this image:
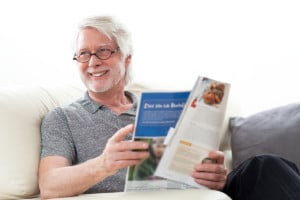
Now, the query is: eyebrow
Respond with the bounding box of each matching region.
[77,44,116,52]
[98,43,115,47]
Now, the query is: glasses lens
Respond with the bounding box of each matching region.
[96,47,112,60]
[77,52,90,62]
[74,46,118,62]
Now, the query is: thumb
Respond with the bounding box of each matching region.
[208,150,224,164]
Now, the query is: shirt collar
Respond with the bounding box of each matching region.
[81,91,137,115]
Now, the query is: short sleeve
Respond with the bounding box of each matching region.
[40,107,75,163]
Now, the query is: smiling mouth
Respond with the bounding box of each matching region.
[89,71,108,77]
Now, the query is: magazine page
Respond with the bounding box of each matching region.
[155,76,230,188]
[125,91,193,191]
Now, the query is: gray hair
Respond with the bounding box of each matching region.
[74,16,133,84]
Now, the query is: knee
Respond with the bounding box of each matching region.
[248,154,298,173]
[253,154,281,164]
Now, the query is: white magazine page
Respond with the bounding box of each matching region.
[155,76,230,188]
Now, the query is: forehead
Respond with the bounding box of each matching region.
[77,27,115,49]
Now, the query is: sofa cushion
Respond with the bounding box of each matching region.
[0,84,83,199]
[60,189,231,200]
[230,103,300,170]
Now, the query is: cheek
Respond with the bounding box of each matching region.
[120,65,126,76]
[77,63,88,73]
[113,62,126,76]
[77,64,88,79]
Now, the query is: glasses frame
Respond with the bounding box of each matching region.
[73,47,120,63]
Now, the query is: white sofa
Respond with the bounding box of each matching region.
[0,83,236,200]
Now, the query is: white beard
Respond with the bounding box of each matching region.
[86,80,114,93]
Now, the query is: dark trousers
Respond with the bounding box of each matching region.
[223,154,300,200]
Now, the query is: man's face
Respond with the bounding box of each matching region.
[75,28,130,94]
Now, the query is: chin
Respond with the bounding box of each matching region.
[85,81,111,93]
[85,78,124,94]
[89,86,111,93]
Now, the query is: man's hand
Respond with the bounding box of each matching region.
[192,150,227,190]
[101,124,150,175]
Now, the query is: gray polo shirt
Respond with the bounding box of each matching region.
[40,91,137,193]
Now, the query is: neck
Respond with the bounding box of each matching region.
[88,87,132,115]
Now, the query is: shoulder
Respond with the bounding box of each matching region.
[42,96,86,125]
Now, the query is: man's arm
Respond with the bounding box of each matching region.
[39,124,149,199]
[39,154,109,199]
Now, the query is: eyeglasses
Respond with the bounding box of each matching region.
[73,46,120,63]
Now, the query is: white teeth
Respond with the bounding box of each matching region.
[90,72,105,77]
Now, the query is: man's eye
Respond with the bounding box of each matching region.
[79,51,90,56]
[99,48,111,52]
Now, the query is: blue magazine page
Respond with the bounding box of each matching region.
[135,91,190,137]
[125,91,192,191]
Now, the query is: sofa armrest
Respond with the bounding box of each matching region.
[0,84,84,199]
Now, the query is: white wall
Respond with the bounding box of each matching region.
[0,0,299,115]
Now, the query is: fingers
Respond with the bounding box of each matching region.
[118,140,149,151]
[109,124,135,143]
[193,161,227,175]
[192,165,227,178]
[101,147,149,174]
[192,150,227,190]
[101,124,150,174]
[108,148,149,161]
[103,150,150,172]
[193,177,226,190]
[192,165,227,190]
[194,150,225,172]
[107,124,149,151]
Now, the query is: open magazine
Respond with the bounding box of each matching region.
[125,76,230,191]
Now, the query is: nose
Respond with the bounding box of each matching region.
[88,54,102,66]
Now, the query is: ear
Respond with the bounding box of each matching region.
[125,55,132,68]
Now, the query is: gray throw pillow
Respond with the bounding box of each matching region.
[230,103,300,170]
